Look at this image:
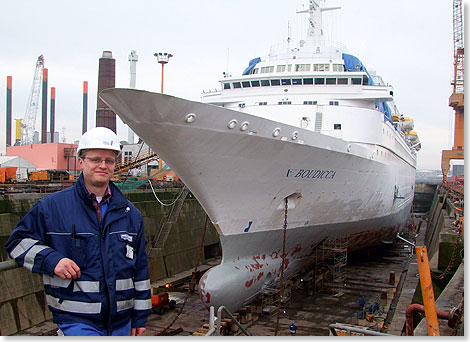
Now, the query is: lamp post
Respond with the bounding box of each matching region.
[154,52,173,94]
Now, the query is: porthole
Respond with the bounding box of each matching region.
[292,131,299,140]
[272,128,281,137]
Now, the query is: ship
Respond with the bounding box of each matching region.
[100,0,420,313]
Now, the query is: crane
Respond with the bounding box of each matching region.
[441,0,464,185]
[21,55,44,145]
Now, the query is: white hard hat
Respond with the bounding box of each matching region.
[77,127,121,156]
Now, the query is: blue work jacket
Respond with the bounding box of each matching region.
[5,174,152,331]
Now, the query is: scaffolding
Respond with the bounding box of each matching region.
[316,237,348,294]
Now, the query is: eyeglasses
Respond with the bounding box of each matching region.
[83,157,116,165]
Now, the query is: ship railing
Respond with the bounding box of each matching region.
[268,40,348,60]
[0,259,19,272]
[201,89,222,95]
[206,305,251,336]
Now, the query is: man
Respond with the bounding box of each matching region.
[5,127,152,336]
[289,322,297,336]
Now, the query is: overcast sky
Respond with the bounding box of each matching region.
[0,0,462,170]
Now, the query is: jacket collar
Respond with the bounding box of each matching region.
[76,173,128,209]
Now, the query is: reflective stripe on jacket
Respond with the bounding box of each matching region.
[4,174,152,331]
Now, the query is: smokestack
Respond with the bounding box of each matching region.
[96,51,116,133]
[50,87,55,143]
[41,68,48,144]
[6,76,12,147]
[128,50,138,144]
[83,81,88,134]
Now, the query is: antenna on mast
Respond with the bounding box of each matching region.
[287,21,292,44]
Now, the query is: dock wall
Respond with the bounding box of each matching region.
[0,188,219,334]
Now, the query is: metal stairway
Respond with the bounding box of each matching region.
[152,187,190,250]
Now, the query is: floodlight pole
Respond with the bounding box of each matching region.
[154,52,173,94]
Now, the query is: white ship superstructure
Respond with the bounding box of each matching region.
[100,0,419,313]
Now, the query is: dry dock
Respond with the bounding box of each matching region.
[0,182,464,336]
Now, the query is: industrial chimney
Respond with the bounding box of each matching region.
[96,51,116,133]
[6,76,12,147]
[50,87,55,143]
[41,68,48,144]
[82,81,88,134]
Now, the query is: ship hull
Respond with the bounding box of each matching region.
[101,88,415,312]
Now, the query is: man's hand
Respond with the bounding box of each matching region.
[131,327,146,336]
[54,258,81,279]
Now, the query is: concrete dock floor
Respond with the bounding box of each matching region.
[13,217,462,336]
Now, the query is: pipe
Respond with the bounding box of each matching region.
[405,304,450,336]
[329,323,389,336]
[50,87,55,143]
[0,260,20,272]
[216,305,251,336]
[41,68,48,144]
[6,76,12,147]
[205,306,215,336]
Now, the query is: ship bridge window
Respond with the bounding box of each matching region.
[281,79,291,85]
[314,64,330,72]
[326,78,336,85]
[362,75,369,84]
[352,77,362,85]
[261,66,274,73]
[261,79,270,86]
[233,82,241,88]
[223,83,231,89]
[278,101,292,105]
[314,78,325,85]
[242,81,251,88]
[252,68,259,74]
[258,102,267,106]
[329,101,339,106]
[338,78,348,85]
[295,64,311,72]
[303,78,313,85]
[333,64,344,72]
[271,79,281,86]
[277,65,286,72]
[334,123,342,130]
[303,100,318,105]
[292,79,302,85]
[251,80,260,87]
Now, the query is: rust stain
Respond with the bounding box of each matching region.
[250,255,264,270]
[290,244,302,256]
[205,292,211,304]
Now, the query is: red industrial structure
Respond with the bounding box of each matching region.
[7,143,78,172]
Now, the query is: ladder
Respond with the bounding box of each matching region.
[152,187,190,250]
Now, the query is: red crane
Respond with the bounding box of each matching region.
[441,0,464,185]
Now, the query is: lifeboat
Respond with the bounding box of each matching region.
[401,117,414,131]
